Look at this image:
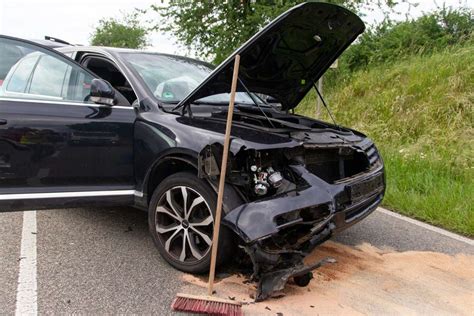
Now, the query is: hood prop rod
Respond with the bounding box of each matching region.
[312,81,341,131]
[238,78,276,129]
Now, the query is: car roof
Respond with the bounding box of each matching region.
[56,46,215,68]
[57,45,150,55]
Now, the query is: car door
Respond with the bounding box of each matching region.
[0,35,135,211]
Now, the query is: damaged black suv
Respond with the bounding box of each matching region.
[0,3,384,299]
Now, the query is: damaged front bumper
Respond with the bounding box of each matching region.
[222,164,385,301]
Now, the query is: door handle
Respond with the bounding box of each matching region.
[0,119,7,125]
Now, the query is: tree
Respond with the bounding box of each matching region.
[152,0,406,63]
[91,11,149,49]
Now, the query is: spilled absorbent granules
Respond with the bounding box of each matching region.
[181,241,474,316]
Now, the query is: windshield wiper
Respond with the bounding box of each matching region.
[190,100,233,105]
[155,99,188,115]
[172,99,231,114]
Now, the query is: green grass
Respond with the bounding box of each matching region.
[297,43,474,236]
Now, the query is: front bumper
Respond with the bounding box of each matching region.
[222,163,385,301]
[223,163,385,244]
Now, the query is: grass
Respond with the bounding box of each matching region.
[297,43,474,236]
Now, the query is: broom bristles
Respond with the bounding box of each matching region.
[172,294,243,316]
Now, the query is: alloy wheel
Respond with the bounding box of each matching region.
[155,186,214,263]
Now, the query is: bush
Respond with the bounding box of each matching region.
[337,7,473,75]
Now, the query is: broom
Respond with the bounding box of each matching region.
[172,55,243,316]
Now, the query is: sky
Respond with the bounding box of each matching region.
[0,0,472,56]
[0,0,180,54]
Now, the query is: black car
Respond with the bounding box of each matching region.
[0,3,384,300]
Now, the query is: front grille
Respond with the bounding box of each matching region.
[365,144,380,166]
[345,194,381,222]
[305,147,371,183]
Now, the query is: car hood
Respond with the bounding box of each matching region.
[177,2,365,111]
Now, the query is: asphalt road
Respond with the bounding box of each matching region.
[0,206,472,315]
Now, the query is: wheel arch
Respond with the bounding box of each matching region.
[142,148,244,214]
[143,149,199,205]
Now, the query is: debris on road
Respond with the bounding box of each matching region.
[181,241,474,315]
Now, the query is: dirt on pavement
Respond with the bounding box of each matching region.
[180,241,474,315]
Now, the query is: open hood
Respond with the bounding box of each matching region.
[177,2,365,111]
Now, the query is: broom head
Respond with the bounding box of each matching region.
[172,293,242,316]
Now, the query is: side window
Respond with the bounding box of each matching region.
[29,55,70,98]
[0,37,95,104]
[82,56,136,105]
[5,55,39,93]
[70,70,94,102]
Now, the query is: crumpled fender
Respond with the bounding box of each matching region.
[222,165,334,242]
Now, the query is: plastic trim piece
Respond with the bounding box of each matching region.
[0,190,139,200]
[0,97,134,110]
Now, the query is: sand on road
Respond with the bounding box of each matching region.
[181,241,474,315]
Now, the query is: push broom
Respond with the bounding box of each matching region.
[171,55,243,316]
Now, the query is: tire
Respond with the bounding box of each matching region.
[148,171,233,274]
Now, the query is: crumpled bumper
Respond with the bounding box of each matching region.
[222,164,385,300]
[223,164,385,243]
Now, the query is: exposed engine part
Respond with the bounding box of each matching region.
[252,166,284,196]
[267,167,283,188]
[254,182,268,195]
[198,145,301,201]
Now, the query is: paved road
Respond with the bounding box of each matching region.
[0,207,472,315]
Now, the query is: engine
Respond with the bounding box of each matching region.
[251,166,283,196]
[198,145,301,201]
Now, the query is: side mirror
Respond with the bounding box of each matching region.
[89,78,115,106]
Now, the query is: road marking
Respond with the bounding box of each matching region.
[15,211,37,316]
[377,207,474,246]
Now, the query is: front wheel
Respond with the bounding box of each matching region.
[148,172,233,273]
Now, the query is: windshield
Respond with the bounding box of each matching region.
[121,52,258,105]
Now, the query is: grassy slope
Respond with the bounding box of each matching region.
[297,43,473,236]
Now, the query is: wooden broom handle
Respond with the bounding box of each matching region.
[208,54,241,296]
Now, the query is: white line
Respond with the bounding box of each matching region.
[15,211,38,316]
[377,207,474,246]
[0,190,137,200]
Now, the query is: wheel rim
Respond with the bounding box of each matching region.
[155,186,214,263]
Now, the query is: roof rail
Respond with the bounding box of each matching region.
[44,36,72,45]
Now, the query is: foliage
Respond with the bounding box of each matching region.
[152,0,404,63]
[337,7,473,74]
[297,42,474,235]
[91,11,149,49]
